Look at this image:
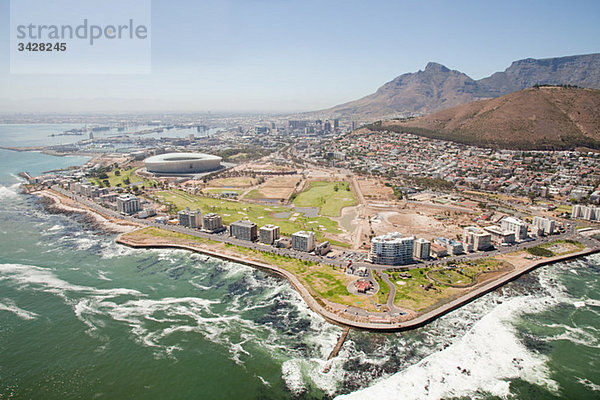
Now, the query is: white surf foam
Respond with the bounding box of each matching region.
[577,377,600,392]
[338,294,560,399]
[0,263,143,300]
[335,259,598,400]
[0,183,20,200]
[0,298,39,320]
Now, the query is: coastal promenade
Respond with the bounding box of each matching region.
[39,186,600,331]
[115,231,599,331]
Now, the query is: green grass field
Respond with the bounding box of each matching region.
[555,204,573,214]
[428,269,473,286]
[91,166,157,189]
[242,189,265,199]
[373,272,389,305]
[293,181,357,217]
[154,189,349,247]
[388,268,451,312]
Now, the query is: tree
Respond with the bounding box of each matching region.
[114,170,121,176]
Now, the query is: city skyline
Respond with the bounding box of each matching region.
[1,0,599,113]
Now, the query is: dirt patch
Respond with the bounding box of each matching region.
[253,175,302,200]
[357,178,396,201]
[377,206,472,240]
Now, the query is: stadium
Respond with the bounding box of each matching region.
[144,152,223,174]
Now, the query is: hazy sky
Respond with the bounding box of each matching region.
[1,0,599,113]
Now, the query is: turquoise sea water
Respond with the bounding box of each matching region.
[0,126,599,399]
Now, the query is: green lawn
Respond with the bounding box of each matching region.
[243,189,264,199]
[153,189,349,247]
[293,181,357,217]
[388,268,450,312]
[556,204,573,213]
[373,271,389,305]
[130,226,217,245]
[428,269,473,286]
[91,166,157,189]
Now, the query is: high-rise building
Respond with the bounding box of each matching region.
[463,227,493,251]
[229,220,258,241]
[532,216,556,235]
[178,207,202,229]
[500,217,528,241]
[291,231,316,252]
[413,238,431,259]
[116,194,141,215]
[370,233,415,265]
[259,224,280,245]
[572,205,600,221]
[202,213,224,233]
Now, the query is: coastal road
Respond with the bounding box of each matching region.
[50,185,599,296]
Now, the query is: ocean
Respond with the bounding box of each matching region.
[0,125,598,399]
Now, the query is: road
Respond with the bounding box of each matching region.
[51,185,600,310]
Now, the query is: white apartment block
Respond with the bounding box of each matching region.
[572,204,599,221]
[259,225,280,245]
[116,194,141,215]
[500,217,528,241]
[463,227,493,251]
[202,213,223,232]
[532,216,556,235]
[413,238,431,259]
[292,231,316,252]
[178,208,202,229]
[370,233,415,265]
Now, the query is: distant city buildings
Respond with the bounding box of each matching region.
[116,194,141,215]
[259,224,280,245]
[229,220,258,241]
[292,231,316,252]
[370,233,414,265]
[178,207,202,229]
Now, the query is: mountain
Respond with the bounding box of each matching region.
[327,62,482,116]
[322,54,600,118]
[372,86,600,150]
[477,53,600,97]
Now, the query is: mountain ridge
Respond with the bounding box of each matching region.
[370,86,600,150]
[322,53,600,117]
